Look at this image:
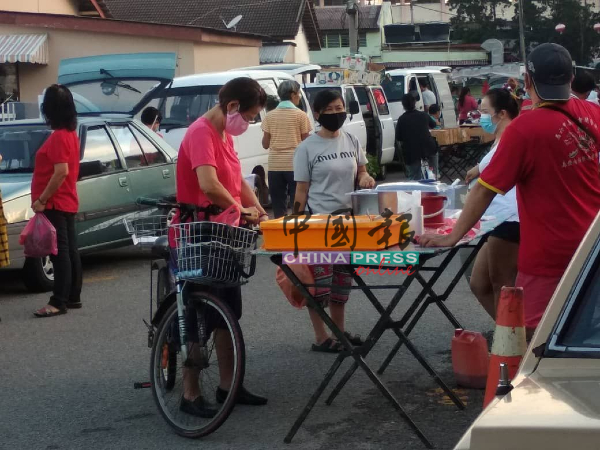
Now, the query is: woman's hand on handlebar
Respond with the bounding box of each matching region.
[241,206,260,224]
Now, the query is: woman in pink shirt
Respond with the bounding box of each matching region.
[458,87,479,124]
[176,77,269,418]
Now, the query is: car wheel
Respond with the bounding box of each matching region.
[376,164,387,181]
[23,256,54,293]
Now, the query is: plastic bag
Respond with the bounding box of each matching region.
[421,159,436,181]
[19,213,57,257]
[276,264,315,309]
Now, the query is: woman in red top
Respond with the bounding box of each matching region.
[176,78,269,418]
[458,87,479,124]
[32,85,82,318]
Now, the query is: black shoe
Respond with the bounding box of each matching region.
[66,302,82,309]
[216,386,268,406]
[180,396,218,418]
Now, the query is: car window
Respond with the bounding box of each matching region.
[381,75,405,103]
[0,125,51,174]
[546,237,600,355]
[130,126,167,166]
[81,126,122,176]
[157,85,220,130]
[372,88,390,116]
[110,125,147,169]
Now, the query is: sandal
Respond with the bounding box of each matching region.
[311,338,343,353]
[33,306,67,318]
[344,332,364,346]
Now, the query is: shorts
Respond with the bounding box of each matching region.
[186,284,243,342]
[486,221,520,244]
[516,271,562,329]
[309,265,352,307]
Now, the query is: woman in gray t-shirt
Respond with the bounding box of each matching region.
[293,89,375,353]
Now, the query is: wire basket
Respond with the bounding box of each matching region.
[123,211,170,248]
[171,221,257,285]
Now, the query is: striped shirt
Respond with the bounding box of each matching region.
[261,108,312,172]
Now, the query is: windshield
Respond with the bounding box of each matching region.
[547,237,600,354]
[305,87,342,114]
[381,75,405,103]
[154,85,221,130]
[0,125,52,173]
[68,79,162,115]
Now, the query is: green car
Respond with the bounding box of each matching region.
[0,53,178,292]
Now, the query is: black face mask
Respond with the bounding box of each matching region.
[317,112,346,132]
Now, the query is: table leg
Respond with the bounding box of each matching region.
[325,271,415,405]
[377,250,459,376]
[284,353,345,444]
[273,257,434,448]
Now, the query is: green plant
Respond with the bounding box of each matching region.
[366,154,380,179]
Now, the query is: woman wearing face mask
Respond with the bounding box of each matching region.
[176,77,269,417]
[464,88,520,321]
[294,89,376,353]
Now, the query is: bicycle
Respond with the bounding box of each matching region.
[125,197,258,438]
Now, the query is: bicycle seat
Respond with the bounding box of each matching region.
[151,236,171,259]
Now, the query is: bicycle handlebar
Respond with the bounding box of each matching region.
[135,197,252,217]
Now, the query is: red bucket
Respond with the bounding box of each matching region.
[421,193,447,228]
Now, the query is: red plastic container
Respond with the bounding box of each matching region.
[422,193,447,228]
[451,329,489,389]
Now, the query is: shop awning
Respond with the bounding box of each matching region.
[0,34,48,64]
[260,44,292,64]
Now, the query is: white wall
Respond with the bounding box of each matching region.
[291,24,311,64]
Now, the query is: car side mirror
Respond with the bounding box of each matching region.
[349,100,360,116]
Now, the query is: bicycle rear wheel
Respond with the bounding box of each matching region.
[150,292,245,438]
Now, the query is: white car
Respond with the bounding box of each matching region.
[382,66,458,128]
[148,70,315,191]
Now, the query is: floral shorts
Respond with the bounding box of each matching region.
[309,265,352,307]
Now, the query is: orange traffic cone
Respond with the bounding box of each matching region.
[483,287,526,408]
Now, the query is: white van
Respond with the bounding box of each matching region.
[382,67,457,128]
[149,70,314,185]
[304,83,396,180]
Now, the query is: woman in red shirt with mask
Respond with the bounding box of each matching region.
[32,85,82,317]
[176,77,269,418]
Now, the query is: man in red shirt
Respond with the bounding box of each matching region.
[421,43,600,339]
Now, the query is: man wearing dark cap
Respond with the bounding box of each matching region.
[420,43,600,339]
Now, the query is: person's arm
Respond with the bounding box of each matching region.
[355,138,375,189]
[465,165,480,184]
[294,181,309,213]
[293,141,311,214]
[195,166,260,222]
[240,178,268,221]
[301,133,309,141]
[395,117,403,142]
[262,132,271,150]
[428,115,437,129]
[32,163,69,212]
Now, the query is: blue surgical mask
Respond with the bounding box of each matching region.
[479,113,497,134]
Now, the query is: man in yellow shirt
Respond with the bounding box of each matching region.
[262,80,312,218]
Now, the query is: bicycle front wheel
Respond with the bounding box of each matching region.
[150,292,245,438]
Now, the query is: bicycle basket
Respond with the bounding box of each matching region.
[172,221,257,285]
[123,211,170,248]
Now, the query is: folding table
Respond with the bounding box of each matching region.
[260,236,486,449]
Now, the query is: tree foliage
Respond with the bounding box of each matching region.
[449,0,600,65]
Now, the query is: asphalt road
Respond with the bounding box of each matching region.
[0,166,493,450]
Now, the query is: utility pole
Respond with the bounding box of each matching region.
[581,0,587,64]
[347,0,359,54]
[517,0,526,64]
[410,0,415,25]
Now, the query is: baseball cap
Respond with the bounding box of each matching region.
[526,43,573,101]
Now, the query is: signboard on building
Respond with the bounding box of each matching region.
[340,54,368,72]
[315,69,381,86]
